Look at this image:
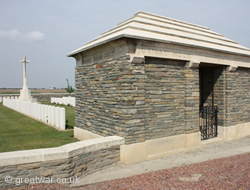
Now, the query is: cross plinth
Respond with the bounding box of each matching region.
[19,56,34,102]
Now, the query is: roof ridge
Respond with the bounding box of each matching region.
[116,12,225,39]
[92,20,241,49]
[135,11,209,30]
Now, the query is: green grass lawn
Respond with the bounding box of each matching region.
[0,92,20,94]
[0,103,78,153]
[0,92,41,94]
[41,101,75,129]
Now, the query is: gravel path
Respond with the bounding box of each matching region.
[8,152,250,190]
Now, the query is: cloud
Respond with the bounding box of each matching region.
[0,29,21,40]
[0,29,44,42]
[21,31,44,41]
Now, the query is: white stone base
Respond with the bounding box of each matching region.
[74,127,102,140]
[218,122,250,139]
[19,88,36,102]
[120,132,201,164]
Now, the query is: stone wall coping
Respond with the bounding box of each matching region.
[0,136,124,167]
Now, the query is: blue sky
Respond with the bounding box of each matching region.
[0,0,249,88]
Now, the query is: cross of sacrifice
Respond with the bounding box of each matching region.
[20,56,30,90]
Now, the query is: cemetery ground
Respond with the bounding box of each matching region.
[0,103,78,153]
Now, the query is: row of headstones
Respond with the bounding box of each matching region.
[3,97,65,130]
[0,96,19,103]
[51,96,75,107]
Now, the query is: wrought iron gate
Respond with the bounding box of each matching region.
[199,106,218,140]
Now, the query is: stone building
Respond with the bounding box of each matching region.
[68,12,250,163]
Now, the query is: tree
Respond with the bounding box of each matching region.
[65,79,74,93]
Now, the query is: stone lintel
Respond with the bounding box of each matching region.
[130,55,145,64]
[228,65,238,72]
[186,61,200,68]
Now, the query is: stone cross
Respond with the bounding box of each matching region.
[20,56,30,90]
[19,56,34,102]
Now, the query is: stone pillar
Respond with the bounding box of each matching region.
[213,66,226,126]
[126,55,146,143]
[224,66,238,127]
[184,61,200,134]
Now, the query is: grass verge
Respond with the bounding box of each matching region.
[0,103,78,153]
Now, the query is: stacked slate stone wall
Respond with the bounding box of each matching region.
[145,58,186,140]
[75,54,201,144]
[236,67,250,124]
[184,64,200,134]
[75,55,147,144]
[215,66,250,127]
[212,66,250,127]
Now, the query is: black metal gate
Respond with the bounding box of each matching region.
[199,106,218,140]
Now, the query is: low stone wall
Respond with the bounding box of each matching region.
[33,93,75,102]
[0,93,75,102]
[0,136,124,188]
[51,96,75,107]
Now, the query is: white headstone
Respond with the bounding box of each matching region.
[51,106,55,126]
[55,107,60,128]
[59,108,65,130]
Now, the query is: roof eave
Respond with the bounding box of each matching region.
[67,34,126,57]
[67,34,250,58]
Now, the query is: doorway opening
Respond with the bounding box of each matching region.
[199,63,223,140]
